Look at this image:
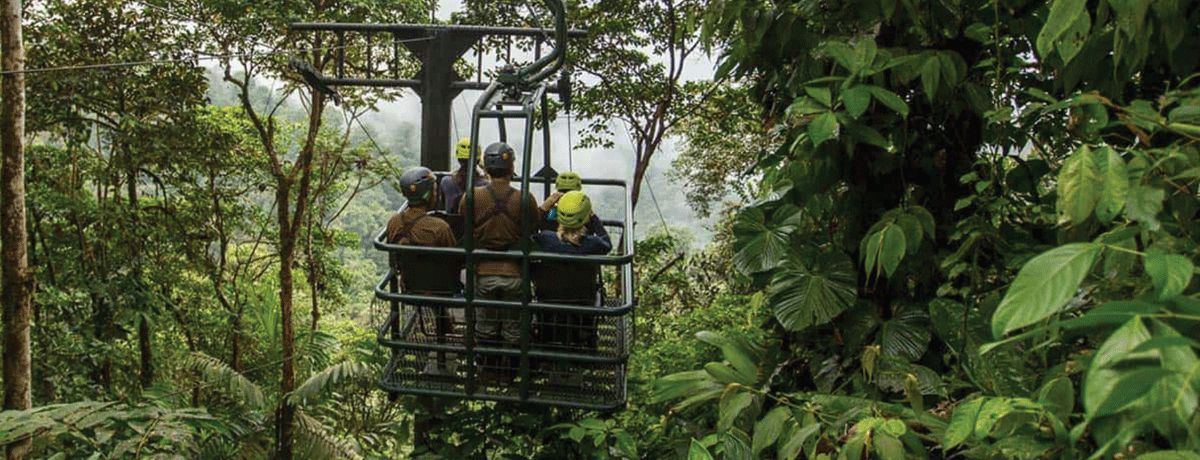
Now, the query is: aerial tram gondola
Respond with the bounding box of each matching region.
[289,1,635,410]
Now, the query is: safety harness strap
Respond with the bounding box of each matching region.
[396,213,429,243]
[477,186,518,227]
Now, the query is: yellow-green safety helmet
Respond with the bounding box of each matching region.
[555,171,582,192]
[556,191,592,229]
[455,137,475,160]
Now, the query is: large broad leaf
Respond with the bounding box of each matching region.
[1083,318,1152,415]
[751,407,791,455]
[1036,0,1088,59]
[733,207,801,274]
[719,391,756,432]
[866,85,909,118]
[842,86,871,118]
[944,397,984,449]
[1125,186,1165,230]
[777,423,820,460]
[991,243,1103,338]
[688,439,715,460]
[770,251,858,331]
[1092,368,1174,418]
[1094,146,1130,223]
[808,111,839,146]
[1056,146,1103,226]
[1144,250,1194,300]
[879,305,931,361]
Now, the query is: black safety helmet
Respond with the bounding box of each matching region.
[399,167,437,205]
[483,142,516,173]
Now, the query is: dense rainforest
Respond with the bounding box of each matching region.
[0,0,1198,459]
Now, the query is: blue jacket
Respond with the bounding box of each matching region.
[532,220,612,255]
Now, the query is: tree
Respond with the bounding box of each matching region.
[0,0,33,458]
[191,1,423,456]
[652,0,1200,457]
[460,0,711,210]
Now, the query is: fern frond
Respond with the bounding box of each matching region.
[180,352,268,409]
[294,409,363,460]
[288,360,369,406]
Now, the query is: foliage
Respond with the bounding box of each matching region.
[649,0,1200,458]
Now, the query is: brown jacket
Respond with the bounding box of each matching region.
[386,207,456,248]
[459,179,541,276]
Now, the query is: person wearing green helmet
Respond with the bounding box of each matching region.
[533,190,611,255]
[539,171,604,235]
[439,137,489,213]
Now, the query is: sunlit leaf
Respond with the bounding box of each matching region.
[991,243,1102,338]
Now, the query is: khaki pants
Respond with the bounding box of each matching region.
[475,275,523,344]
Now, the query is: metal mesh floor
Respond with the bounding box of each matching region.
[386,299,631,360]
[380,348,626,410]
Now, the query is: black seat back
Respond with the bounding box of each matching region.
[395,252,461,295]
[532,261,600,305]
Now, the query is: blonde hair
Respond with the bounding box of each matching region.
[557,225,586,246]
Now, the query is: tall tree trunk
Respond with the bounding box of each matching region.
[127,149,152,386]
[274,184,297,460]
[275,87,325,460]
[1,0,33,458]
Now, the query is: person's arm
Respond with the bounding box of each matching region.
[539,191,564,213]
[585,214,607,238]
[580,234,613,255]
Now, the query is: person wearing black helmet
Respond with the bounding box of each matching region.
[458,142,541,348]
[388,167,456,248]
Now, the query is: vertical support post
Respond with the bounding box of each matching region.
[420,30,453,171]
[414,31,478,171]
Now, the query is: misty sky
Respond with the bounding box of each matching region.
[357,0,722,244]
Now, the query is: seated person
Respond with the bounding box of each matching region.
[532,190,610,352]
[458,142,542,348]
[440,137,489,213]
[534,190,611,255]
[388,167,456,248]
[389,167,459,376]
[539,171,604,235]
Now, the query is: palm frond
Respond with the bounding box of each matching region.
[288,360,370,406]
[298,330,341,369]
[294,409,363,460]
[180,352,268,410]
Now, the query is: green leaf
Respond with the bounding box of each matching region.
[805,86,833,107]
[777,423,819,460]
[879,305,931,361]
[1083,318,1152,414]
[770,251,858,331]
[697,331,759,385]
[733,207,800,274]
[944,398,984,449]
[1037,377,1075,422]
[689,439,715,460]
[909,206,936,239]
[920,55,941,103]
[1057,146,1103,226]
[1125,186,1165,230]
[872,433,905,460]
[991,243,1103,338]
[1036,0,1088,59]
[1056,9,1091,64]
[751,407,791,455]
[1144,250,1194,300]
[719,391,756,432]
[821,41,857,72]
[973,398,1014,439]
[866,85,909,118]
[808,112,839,146]
[878,224,907,278]
[842,86,871,118]
[1138,452,1200,460]
[1094,147,1129,223]
[1092,368,1174,418]
[895,214,924,251]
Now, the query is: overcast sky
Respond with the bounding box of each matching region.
[357,1,721,243]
